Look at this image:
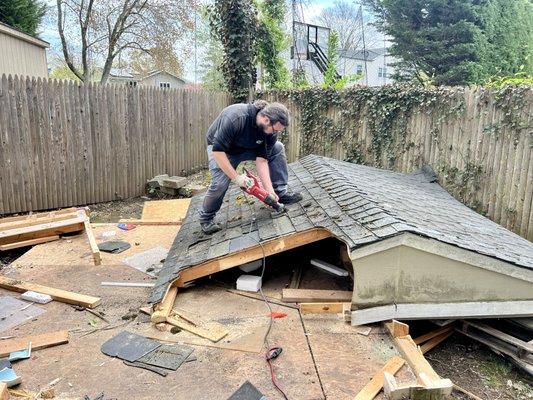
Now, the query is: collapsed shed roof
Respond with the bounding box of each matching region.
[149,155,533,304]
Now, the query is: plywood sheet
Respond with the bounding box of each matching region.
[141,199,191,222]
[11,224,179,268]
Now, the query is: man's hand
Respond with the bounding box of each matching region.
[233,173,254,189]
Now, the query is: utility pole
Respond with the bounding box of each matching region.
[360,5,369,86]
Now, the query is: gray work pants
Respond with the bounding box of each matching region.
[198,142,288,223]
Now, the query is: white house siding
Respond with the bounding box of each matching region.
[140,72,186,89]
[0,25,48,78]
[339,54,395,86]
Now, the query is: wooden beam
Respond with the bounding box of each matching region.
[175,229,332,286]
[385,320,409,338]
[118,219,182,226]
[151,286,178,323]
[0,382,7,400]
[0,217,85,245]
[0,277,101,308]
[420,330,454,354]
[0,330,69,357]
[353,356,405,400]
[414,325,454,345]
[0,235,59,251]
[83,218,101,266]
[282,288,352,303]
[0,214,77,231]
[0,207,79,224]
[351,301,533,326]
[300,302,350,314]
[384,322,453,395]
[165,314,228,342]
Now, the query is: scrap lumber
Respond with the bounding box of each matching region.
[420,330,454,354]
[300,302,350,314]
[0,382,7,400]
[288,266,303,289]
[0,277,101,308]
[351,301,533,326]
[0,235,59,251]
[282,288,352,303]
[83,217,101,266]
[151,286,178,323]
[414,326,454,345]
[0,330,69,357]
[353,356,405,400]
[0,207,80,225]
[383,372,449,400]
[456,320,533,375]
[141,198,191,222]
[0,216,85,246]
[385,321,453,397]
[165,314,228,342]
[226,289,299,310]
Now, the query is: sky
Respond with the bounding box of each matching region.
[38,0,364,81]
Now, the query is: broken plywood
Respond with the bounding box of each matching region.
[141,199,191,222]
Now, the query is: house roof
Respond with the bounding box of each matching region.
[141,70,186,83]
[0,21,49,49]
[340,47,388,61]
[149,155,533,304]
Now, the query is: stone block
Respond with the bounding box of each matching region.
[162,176,188,189]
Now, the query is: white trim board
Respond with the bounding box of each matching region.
[351,300,533,326]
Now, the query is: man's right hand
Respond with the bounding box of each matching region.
[233,173,254,189]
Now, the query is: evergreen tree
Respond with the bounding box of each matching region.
[0,0,46,37]
[366,0,533,85]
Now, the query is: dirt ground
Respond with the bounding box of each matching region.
[0,193,532,399]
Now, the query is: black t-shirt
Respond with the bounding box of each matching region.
[206,103,278,159]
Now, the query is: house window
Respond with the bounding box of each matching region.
[378,67,383,77]
[356,64,363,74]
[160,82,171,89]
[128,81,137,87]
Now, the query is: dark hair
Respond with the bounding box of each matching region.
[255,100,290,127]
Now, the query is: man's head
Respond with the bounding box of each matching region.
[254,101,290,135]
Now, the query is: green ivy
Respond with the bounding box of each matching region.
[208,0,258,102]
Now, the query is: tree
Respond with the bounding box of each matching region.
[208,0,258,102]
[197,8,226,91]
[56,0,194,84]
[256,0,290,89]
[317,1,381,53]
[0,0,46,36]
[365,0,533,85]
[128,39,185,79]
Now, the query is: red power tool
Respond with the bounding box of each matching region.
[242,168,285,212]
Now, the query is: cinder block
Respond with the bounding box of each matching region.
[162,176,188,189]
[146,174,169,189]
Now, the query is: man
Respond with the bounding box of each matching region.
[198,100,303,234]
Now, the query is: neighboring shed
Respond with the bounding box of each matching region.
[140,70,186,89]
[150,155,533,324]
[0,22,49,78]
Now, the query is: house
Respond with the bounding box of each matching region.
[290,21,395,86]
[150,155,533,325]
[339,47,395,86]
[0,21,49,78]
[107,69,187,89]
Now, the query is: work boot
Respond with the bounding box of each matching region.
[278,191,303,205]
[201,220,221,234]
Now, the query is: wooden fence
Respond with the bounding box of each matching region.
[0,74,231,215]
[263,87,533,241]
[1,76,532,241]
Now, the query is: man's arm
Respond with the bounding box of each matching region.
[212,151,238,180]
[255,157,278,200]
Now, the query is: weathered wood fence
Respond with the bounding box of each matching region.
[0,74,231,215]
[263,86,533,241]
[1,76,532,240]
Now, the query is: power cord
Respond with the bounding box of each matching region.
[246,200,290,400]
